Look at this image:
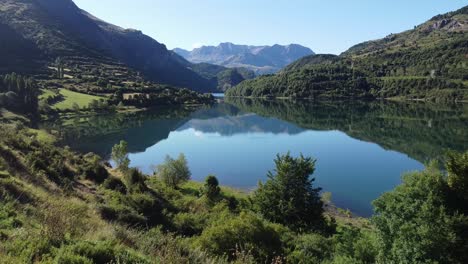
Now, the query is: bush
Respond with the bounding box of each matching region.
[154,154,191,188]
[332,226,378,264]
[173,212,206,236]
[288,233,333,263]
[196,212,282,262]
[41,200,88,243]
[54,241,150,264]
[202,175,221,201]
[81,153,109,183]
[123,168,148,193]
[102,177,127,193]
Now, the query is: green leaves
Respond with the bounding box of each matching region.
[111,140,130,172]
[372,158,468,263]
[253,153,325,232]
[155,154,191,189]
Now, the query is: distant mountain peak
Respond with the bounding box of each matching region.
[174,43,314,75]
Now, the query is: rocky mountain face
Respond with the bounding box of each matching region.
[0,0,248,92]
[174,43,314,75]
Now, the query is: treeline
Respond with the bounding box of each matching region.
[0,73,39,114]
[226,58,467,101]
[227,63,374,99]
[122,89,213,108]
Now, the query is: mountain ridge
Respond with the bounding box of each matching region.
[0,0,252,93]
[227,6,468,101]
[174,42,314,75]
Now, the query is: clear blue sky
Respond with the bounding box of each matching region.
[73,0,467,54]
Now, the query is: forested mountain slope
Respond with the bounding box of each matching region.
[227,6,468,101]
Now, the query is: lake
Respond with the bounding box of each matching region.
[42,99,468,216]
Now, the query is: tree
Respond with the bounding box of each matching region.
[55,57,64,79]
[253,153,325,231]
[111,140,130,172]
[446,151,468,210]
[203,175,221,200]
[372,162,468,264]
[154,154,190,188]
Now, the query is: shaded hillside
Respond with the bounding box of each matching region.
[0,0,239,92]
[227,6,468,101]
[175,43,314,75]
[187,63,255,92]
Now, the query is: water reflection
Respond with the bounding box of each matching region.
[41,100,468,216]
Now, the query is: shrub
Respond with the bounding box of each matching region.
[288,233,333,263]
[196,212,282,261]
[123,168,148,193]
[173,212,206,236]
[81,153,109,183]
[202,175,221,201]
[102,177,127,193]
[332,226,378,264]
[41,200,88,243]
[54,241,150,264]
[154,154,191,188]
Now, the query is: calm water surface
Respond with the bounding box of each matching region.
[42,99,468,216]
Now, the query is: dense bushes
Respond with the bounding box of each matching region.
[372,160,468,263]
[196,212,283,261]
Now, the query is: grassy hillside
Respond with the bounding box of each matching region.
[227,6,468,102]
[40,89,106,111]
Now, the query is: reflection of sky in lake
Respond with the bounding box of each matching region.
[129,121,424,217]
[47,100,467,217]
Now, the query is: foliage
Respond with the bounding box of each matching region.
[0,73,39,115]
[1,122,467,264]
[155,154,191,188]
[288,233,333,263]
[253,153,326,232]
[372,161,468,263]
[446,150,468,208]
[111,140,130,172]
[331,226,378,264]
[202,175,221,200]
[195,212,283,262]
[80,153,109,183]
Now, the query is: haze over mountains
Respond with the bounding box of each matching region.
[174,43,314,75]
